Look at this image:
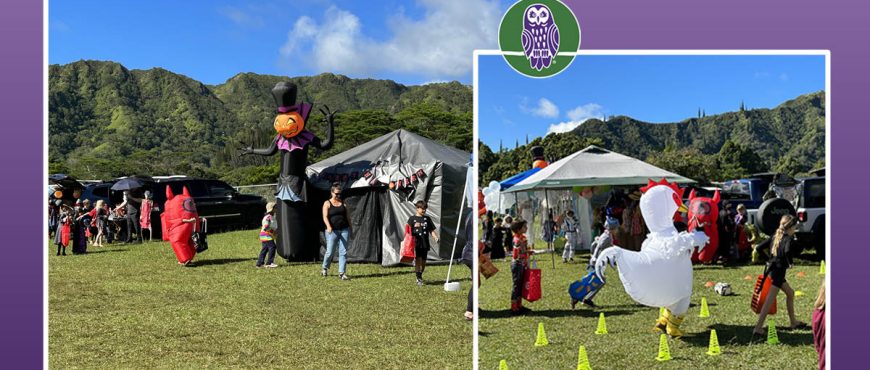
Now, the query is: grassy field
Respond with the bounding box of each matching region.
[49,229,472,369]
[479,247,823,369]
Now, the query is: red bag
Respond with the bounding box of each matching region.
[400,224,416,264]
[522,261,542,302]
[60,223,71,247]
[751,274,777,314]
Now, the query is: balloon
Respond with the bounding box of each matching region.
[483,181,503,213]
[54,190,63,199]
[241,82,336,261]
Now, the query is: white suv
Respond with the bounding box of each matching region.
[795,176,825,257]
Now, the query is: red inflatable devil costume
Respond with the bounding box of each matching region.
[688,189,720,264]
[161,185,198,265]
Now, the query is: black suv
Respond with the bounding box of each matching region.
[110,176,267,236]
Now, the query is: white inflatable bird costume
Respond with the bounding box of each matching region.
[595,179,709,337]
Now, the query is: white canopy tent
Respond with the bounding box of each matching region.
[503,146,694,250]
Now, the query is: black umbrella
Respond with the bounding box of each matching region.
[111,177,146,191]
[48,173,83,190]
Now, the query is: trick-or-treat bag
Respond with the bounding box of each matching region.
[523,260,542,302]
[479,251,499,279]
[400,224,415,264]
[751,274,777,314]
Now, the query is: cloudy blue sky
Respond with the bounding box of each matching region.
[478,54,826,149]
[49,0,508,85]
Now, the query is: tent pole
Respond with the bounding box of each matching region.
[545,188,554,269]
[445,178,468,287]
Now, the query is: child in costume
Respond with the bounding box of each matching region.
[541,212,557,251]
[510,219,533,315]
[139,191,154,241]
[571,217,619,308]
[55,201,70,256]
[594,179,709,338]
[490,217,506,260]
[408,200,439,286]
[752,215,807,336]
[562,210,580,263]
[503,216,514,254]
[257,202,278,268]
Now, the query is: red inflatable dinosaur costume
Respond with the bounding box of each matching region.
[161,185,198,264]
[688,189,720,264]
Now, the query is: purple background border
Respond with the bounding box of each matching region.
[0,0,866,367]
[1,0,44,368]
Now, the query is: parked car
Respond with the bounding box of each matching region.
[109,176,267,237]
[79,181,116,206]
[795,176,825,257]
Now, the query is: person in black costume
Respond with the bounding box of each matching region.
[122,191,143,244]
[490,217,506,260]
[241,82,336,261]
[752,215,807,335]
[482,211,494,255]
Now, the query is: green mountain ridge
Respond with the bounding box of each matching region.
[480,91,825,184]
[49,60,472,185]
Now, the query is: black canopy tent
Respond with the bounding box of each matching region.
[306,129,470,266]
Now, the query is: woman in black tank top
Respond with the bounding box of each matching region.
[322,183,352,280]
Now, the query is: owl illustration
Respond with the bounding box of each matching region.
[522,4,560,71]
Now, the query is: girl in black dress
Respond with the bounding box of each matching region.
[752,215,807,335]
[490,217,506,260]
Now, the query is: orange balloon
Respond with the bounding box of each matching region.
[54,190,63,199]
[274,112,305,138]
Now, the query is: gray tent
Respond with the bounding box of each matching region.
[506,145,694,192]
[306,129,470,266]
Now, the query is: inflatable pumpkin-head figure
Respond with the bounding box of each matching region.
[272,82,305,138]
[530,146,549,169]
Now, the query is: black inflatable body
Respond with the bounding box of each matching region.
[242,82,335,261]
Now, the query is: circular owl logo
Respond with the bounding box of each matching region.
[499,0,580,78]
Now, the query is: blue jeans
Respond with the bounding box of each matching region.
[257,240,277,266]
[323,228,349,274]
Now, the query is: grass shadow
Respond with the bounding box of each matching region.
[425,277,472,285]
[352,270,416,279]
[192,258,253,267]
[82,249,129,254]
[479,308,640,320]
[681,322,813,347]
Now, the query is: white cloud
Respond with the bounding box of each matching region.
[521,98,560,118]
[567,103,604,121]
[279,1,500,78]
[548,103,604,134]
[220,6,265,28]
